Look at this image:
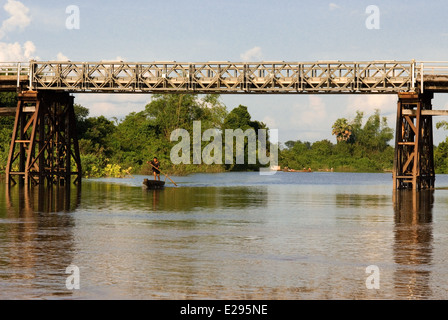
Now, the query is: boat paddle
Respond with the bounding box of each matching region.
[148,162,178,187]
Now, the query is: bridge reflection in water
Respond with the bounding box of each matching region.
[393,190,434,299]
[5,184,81,214]
[2,184,80,298]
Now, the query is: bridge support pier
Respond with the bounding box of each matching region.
[5,91,82,186]
[393,92,435,190]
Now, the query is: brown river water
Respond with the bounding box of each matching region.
[1,171,448,300]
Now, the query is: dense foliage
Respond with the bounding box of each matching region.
[435,120,448,174]
[1,92,448,177]
[75,93,230,177]
[74,94,268,176]
[0,93,16,174]
[280,110,395,172]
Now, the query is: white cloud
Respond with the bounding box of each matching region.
[271,95,334,143]
[0,40,37,61]
[100,56,127,62]
[240,95,336,143]
[240,46,263,62]
[56,52,69,61]
[292,95,328,128]
[23,40,35,58]
[345,95,397,132]
[0,0,36,62]
[74,94,150,119]
[0,0,31,39]
[262,115,277,129]
[329,3,341,11]
[346,95,396,117]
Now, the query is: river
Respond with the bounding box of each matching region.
[1,171,448,300]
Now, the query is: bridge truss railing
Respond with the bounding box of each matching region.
[2,60,448,94]
[415,61,448,93]
[27,60,415,93]
[418,61,448,75]
[0,62,30,87]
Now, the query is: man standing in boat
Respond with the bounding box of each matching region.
[149,157,161,181]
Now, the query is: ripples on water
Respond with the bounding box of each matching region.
[1,172,448,299]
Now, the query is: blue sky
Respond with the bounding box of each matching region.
[2,0,448,144]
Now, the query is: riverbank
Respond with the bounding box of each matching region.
[138,163,227,177]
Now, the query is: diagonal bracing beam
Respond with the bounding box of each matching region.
[5,91,82,186]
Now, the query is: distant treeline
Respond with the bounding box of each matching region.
[1,92,448,177]
[281,110,395,173]
[74,93,269,177]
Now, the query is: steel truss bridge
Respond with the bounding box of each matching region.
[1,60,448,94]
[1,60,448,189]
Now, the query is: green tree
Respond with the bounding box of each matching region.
[280,110,394,172]
[78,116,116,156]
[73,105,119,177]
[0,92,18,108]
[435,120,448,173]
[110,110,164,172]
[436,120,448,131]
[311,139,333,158]
[0,92,17,173]
[333,110,393,152]
[74,103,90,137]
[222,105,268,171]
[435,139,448,173]
[197,94,227,129]
[142,93,229,173]
[145,93,226,139]
[223,105,253,130]
[353,110,393,152]
[332,118,353,142]
[0,121,13,172]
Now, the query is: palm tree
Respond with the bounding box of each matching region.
[332,118,353,142]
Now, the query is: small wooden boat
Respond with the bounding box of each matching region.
[143,178,165,189]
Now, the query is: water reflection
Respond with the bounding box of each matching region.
[1,172,447,299]
[393,190,434,299]
[143,186,268,212]
[335,193,390,208]
[5,184,81,214]
[78,183,267,212]
[0,184,80,299]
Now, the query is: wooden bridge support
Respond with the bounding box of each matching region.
[5,91,82,186]
[393,92,435,190]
